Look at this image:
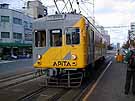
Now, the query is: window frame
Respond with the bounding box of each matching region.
[1,32,10,38]
[50,29,62,47]
[65,27,80,45]
[24,21,28,28]
[13,17,22,25]
[29,23,32,28]
[34,30,46,47]
[1,16,9,22]
[13,32,22,39]
[24,33,32,41]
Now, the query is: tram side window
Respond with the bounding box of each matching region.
[50,29,62,47]
[35,30,46,47]
[66,28,80,45]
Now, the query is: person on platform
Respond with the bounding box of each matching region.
[124,43,135,95]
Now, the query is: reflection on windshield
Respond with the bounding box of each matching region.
[66,27,80,45]
[35,30,46,47]
[50,29,62,47]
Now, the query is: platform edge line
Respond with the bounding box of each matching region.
[83,61,112,101]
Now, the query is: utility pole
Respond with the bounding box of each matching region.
[128,30,131,47]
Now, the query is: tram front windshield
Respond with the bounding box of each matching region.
[35,30,46,47]
[66,27,80,45]
[50,29,62,47]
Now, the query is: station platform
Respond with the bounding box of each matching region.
[83,58,135,101]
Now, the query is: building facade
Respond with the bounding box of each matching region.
[96,25,110,46]
[102,30,110,46]
[0,3,33,59]
[23,0,47,19]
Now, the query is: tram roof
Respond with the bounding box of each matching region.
[34,13,82,22]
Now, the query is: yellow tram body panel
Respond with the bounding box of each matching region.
[34,17,88,69]
[34,45,84,68]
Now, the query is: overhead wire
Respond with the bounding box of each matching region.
[76,1,91,16]
[81,2,90,15]
[62,0,75,13]
[54,0,60,13]
[76,0,81,13]
[53,0,74,14]
[61,0,69,13]
[80,0,95,19]
[68,0,74,12]
[69,0,75,11]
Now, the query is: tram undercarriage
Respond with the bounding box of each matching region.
[41,69,83,88]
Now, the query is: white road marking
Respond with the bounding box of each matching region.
[0,61,14,64]
[83,61,112,101]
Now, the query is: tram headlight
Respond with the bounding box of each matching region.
[72,54,77,60]
[37,55,42,59]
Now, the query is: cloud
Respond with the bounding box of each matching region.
[97,1,135,13]
[95,12,134,26]
[1,0,24,9]
[93,0,135,44]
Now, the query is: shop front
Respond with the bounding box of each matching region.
[0,42,32,60]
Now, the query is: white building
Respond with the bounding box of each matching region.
[0,3,33,59]
[102,30,110,46]
[96,25,110,46]
[23,0,47,19]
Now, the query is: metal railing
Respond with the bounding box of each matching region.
[45,71,83,88]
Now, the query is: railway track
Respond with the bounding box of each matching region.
[0,71,45,89]
[18,87,70,101]
[17,87,47,101]
[0,56,112,101]
[0,72,34,83]
[17,56,113,101]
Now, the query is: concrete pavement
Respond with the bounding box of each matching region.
[83,58,135,101]
[0,59,34,79]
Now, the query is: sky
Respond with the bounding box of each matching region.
[94,0,135,45]
[1,0,135,45]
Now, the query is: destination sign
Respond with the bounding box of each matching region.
[52,30,61,33]
[47,14,65,21]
